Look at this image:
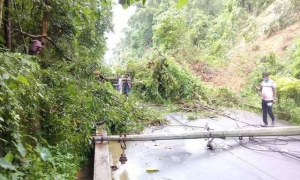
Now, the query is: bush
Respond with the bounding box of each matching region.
[133,53,208,103]
[274,76,300,106]
[292,41,300,79]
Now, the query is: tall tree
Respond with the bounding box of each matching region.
[41,0,48,45]
[0,0,3,29]
[3,0,11,49]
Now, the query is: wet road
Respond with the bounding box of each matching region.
[110,109,300,180]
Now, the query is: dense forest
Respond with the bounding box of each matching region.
[1,0,300,179]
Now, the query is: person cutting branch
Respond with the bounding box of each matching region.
[256,72,277,127]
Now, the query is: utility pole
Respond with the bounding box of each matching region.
[94,126,300,142]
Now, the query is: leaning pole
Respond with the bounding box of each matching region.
[94,126,300,142]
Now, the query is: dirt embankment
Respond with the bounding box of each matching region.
[191,22,300,92]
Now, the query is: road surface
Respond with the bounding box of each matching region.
[110,109,300,180]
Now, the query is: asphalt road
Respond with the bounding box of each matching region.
[110,109,300,180]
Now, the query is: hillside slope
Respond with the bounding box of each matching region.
[191,0,300,92]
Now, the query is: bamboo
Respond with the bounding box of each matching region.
[94,126,300,142]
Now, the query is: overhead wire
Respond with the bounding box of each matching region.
[168,115,209,130]
[165,108,300,176]
[221,110,300,162]
[168,109,300,161]
[227,150,279,180]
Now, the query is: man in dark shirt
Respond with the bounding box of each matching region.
[30,39,44,55]
[123,74,132,96]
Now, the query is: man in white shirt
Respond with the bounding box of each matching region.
[258,72,277,127]
[118,75,123,93]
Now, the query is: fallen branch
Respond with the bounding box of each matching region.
[93,71,117,81]
[13,29,74,61]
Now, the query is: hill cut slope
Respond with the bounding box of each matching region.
[192,22,300,92]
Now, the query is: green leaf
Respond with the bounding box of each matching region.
[0,36,5,44]
[38,93,45,99]
[5,152,13,163]
[67,10,75,19]
[2,73,10,80]
[176,0,189,9]
[14,53,22,59]
[4,56,10,64]
[101,0,108,7]
[36,146,52,161]
[0,174,8,180]
[16,75,29,86]
[31,63,37,72]
[0,158,16,170]
[14,142,26,157]
[12,171,25,180]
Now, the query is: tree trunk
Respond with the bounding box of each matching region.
[41,0,48,45]
[4,0,11,49]
[0,0,3,29]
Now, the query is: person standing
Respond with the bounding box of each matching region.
[258,72,277,127]
[115,75,120,91]
[118,75,123,94]
[123,74,131,96]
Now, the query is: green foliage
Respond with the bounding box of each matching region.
[0,53,155,178]
[153,11,187,50]
[6,0,112,63]
[275,76,300,106]
[0,158,16,171]
[274,76,300,124]
[176,0,189,9]
[237,0,275,15]
[129,52,208,103]
[210,86,240,106]
[292,40,300,79]
[188,12,213,48]
[259,52,285,75]
[124,7,154,58]
[246,52,285,90]
[114,0,267,66]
